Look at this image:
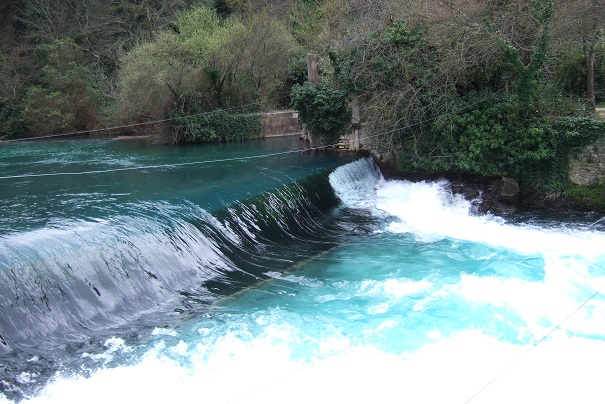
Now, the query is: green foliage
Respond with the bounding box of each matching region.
[553,48,587,98]
[0,54,26,138]
[175,5,237,61]
[449,92,605,188]
[118,32,193,122]
[383,19,424,47]
[0,104,27,139]
[24,39,102,135]
[453,97,555,177]
[330,19,432,95]
[329,18,450,162]
[595,44,605,103]
[497,0,553,108]
[119,5,296,130]
[272,51,309,108]
[172,109,262,143]
[565,183,605,211]
[290,0,327,48]
[290,82,351,142]
[213,0,233,18]
[7,0,195,137]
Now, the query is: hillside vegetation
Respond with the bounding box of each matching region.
[1,0,605,196]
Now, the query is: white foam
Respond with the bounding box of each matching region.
[21,328,605,404]
[151,327,177,337]
[80,337,132,364]
[374,178,605,260]
[330,159,605,259]
[328,157,384,209]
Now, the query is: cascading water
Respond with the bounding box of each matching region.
[1,142,604,403]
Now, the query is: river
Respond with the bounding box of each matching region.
[1,137,604,403]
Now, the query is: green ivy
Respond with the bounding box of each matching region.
[290,82,351,142]
[172,109,262,143]
[449,92,605,189]
[383,19,424,47]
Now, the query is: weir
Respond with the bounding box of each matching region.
[3,139,604,403]
[0,172,339,350]
[0,137,361,400]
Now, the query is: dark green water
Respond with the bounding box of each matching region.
[0,137,350,234]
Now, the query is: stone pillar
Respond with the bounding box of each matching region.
[306,53,319,84]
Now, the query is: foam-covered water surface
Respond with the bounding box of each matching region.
[2,156,604,403]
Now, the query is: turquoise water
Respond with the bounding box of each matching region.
[1,139,604,403]
[0,137,344,233]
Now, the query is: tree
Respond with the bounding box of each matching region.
[224,13,297,107]
[0,53,27,138]
[553,0,605,108]
[117,5,297,141]
[117,31,194,125]
[175,5,244,109]
[493,0,554,108]
[215,0,295,20]
[328,16,453,160]
[24,39,102,135]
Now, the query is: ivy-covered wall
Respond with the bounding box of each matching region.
[172,110,262,143]
[569,136,605,186]
[171,110,303,143]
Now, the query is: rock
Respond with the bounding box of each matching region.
[451,176,519,215]
[497,177,520,205]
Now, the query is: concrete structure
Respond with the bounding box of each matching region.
[261,110,304,138]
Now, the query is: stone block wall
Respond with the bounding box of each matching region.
[568,136,605,186]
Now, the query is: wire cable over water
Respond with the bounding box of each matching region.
[0,98,287,144]
[0,123,411,180]
[466,281,605,403]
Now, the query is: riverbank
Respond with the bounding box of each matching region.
[374,157,605,216]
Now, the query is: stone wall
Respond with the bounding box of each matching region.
[336,95,373,151]
[261,110,303,138]
[568,136,605,186]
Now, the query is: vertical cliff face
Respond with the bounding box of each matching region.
[569,136,605,186]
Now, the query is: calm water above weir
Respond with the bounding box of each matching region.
[1,137,604,403]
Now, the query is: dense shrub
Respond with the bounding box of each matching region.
[290,82,351,143]
[172,109,262,143]
[0,104,27,139]
[448,92,605,188]
[24,39,102,136]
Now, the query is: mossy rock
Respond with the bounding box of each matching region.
[565,183,605,211]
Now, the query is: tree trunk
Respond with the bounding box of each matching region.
[584,36,596,109]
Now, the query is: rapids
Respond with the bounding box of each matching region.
[1,138,604,403]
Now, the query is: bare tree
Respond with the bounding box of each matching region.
[552,0,605,107]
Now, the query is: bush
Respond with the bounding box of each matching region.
[24,39,102,135]
[565,183,605,211]
[449,92,605,188]
[0,103,26,139]
[172,109,262,143]
[290,82,351,142]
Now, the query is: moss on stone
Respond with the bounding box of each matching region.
[565,183,605,211]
